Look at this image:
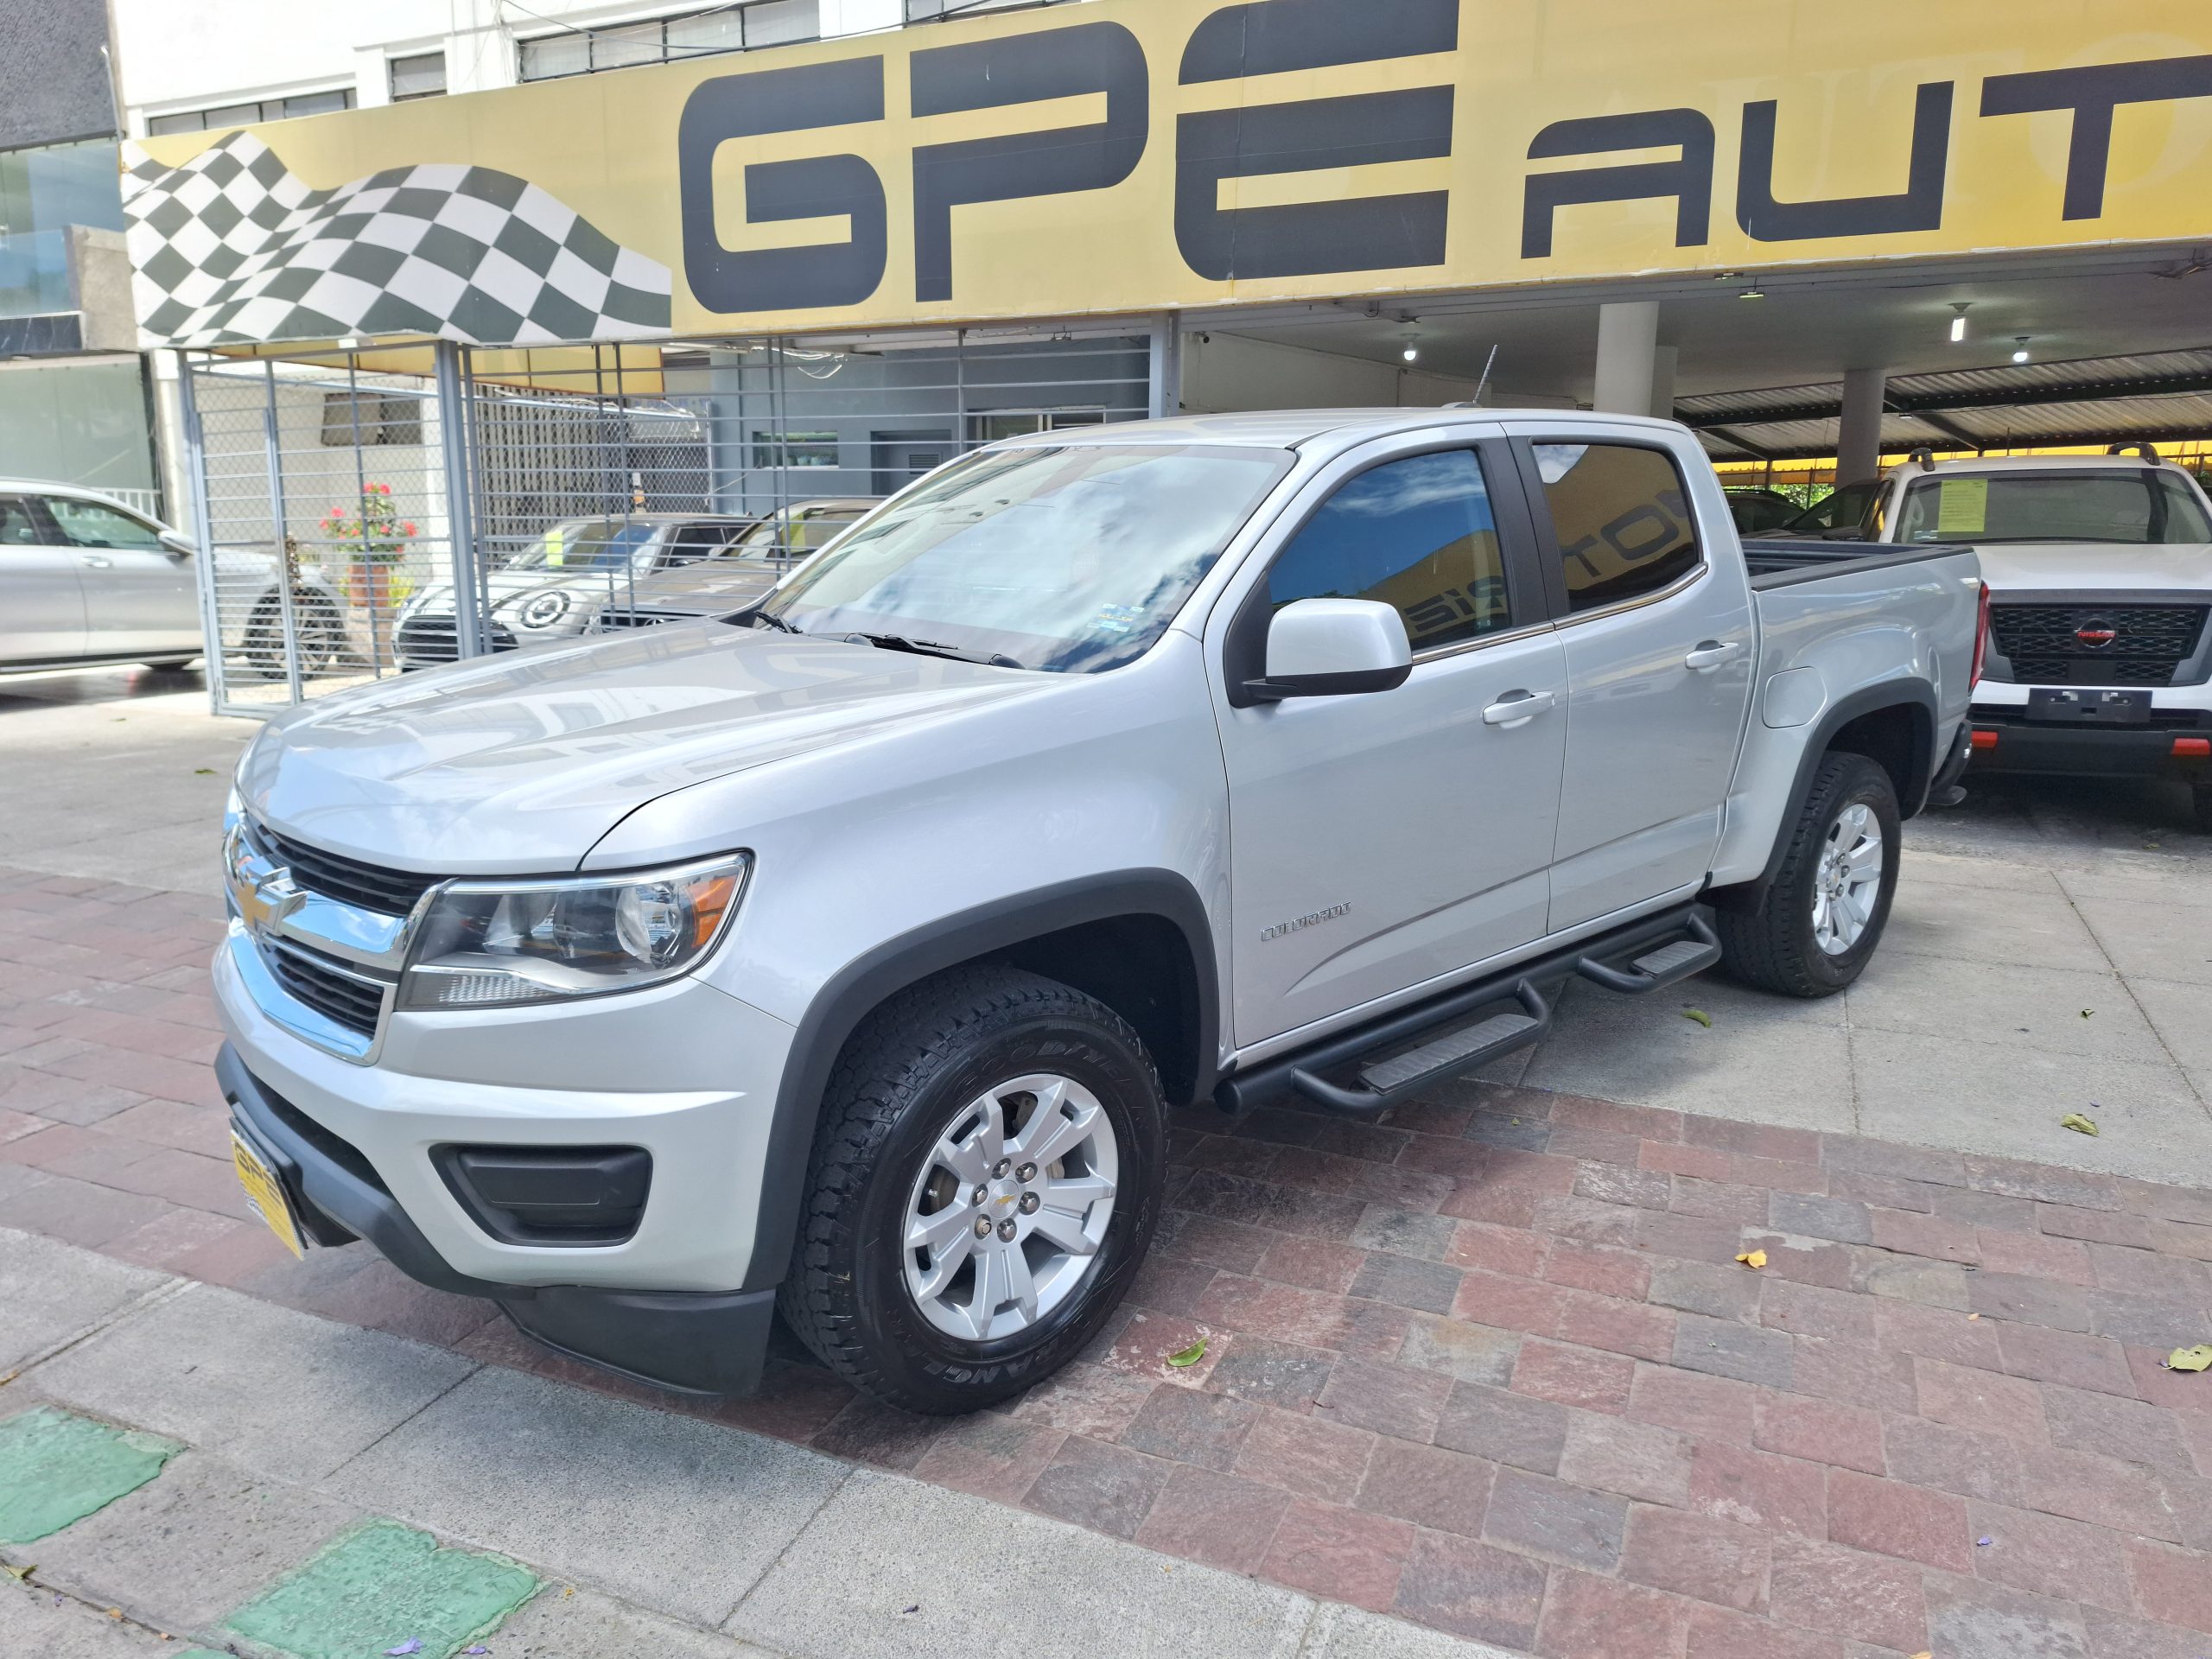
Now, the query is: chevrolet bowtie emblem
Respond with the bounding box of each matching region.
[237,867,303,934]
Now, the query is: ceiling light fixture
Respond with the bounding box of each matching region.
[1949,303,1970,344]
[1400,321,1421,364]
[2012,336,2031,364]
[1738,284,1766,301]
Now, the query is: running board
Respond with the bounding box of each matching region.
[1287,980,1550,1117]
[1211,900,1710,1122]
[1573,912,1721,995]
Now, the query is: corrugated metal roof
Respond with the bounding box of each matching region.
[1684,346,2212,457]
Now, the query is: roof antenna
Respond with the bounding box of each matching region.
[1448,346,1499,410]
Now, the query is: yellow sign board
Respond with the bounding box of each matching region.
[1936,477,1991,536]
[127,0,2212,346]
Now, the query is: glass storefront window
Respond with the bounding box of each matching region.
[0,139,125,237]
[519,0,821,79]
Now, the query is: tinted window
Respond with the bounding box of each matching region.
[1533,443,1700,613]
[44,497,165,550]
[1267,450,1508,652]
[0,497,41,545]
[1781,480,1881,537]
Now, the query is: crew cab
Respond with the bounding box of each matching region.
[212,410,1984,1414]
[1767,447,2212,828]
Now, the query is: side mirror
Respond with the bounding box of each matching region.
[1245,598,1412,702]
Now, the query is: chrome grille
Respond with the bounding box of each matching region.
[248,820,439,918]
[395,614,519,664]
[264,938,387,1039]
[1988,603,2208,687]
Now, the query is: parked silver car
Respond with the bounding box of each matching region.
[391,513,758,666]
[597,499,878,630]
[0,481,347,677]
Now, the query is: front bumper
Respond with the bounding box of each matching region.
[213,921,802,1394]
[219,1046,774,1393]
[1967,703,2212,780]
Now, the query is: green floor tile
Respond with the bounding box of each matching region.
[224,1520,537,1659]
[0,1406,180,1544]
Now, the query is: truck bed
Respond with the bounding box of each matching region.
[1743,537,1973,588]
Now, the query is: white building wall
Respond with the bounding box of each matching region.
[113,0,905,135]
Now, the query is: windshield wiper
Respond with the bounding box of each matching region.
[847,632,1022,669]
[747,608,805,635]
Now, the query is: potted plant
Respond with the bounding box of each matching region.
[321,484,416,613]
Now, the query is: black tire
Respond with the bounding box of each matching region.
[1716,752,1901,997]
[779,964,1166,1414]
[240,596,349,680]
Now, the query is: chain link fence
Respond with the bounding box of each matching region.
[182,327,1156,709]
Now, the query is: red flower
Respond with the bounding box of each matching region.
[401,522,416,537]
[377,483,391,494]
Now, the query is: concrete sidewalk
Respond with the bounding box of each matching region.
[0,1227,1480,1659]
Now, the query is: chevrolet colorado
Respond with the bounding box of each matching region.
[214,410,1985,1412]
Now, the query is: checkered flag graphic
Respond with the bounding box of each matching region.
[122,132,673,348]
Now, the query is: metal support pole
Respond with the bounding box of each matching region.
[1147,313,1181,421]
[344,353,383,676]
[261,360,304,702]
[434,340,487,659]
[175,353,229,715]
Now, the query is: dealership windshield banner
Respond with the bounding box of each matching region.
[125,0,2212,347]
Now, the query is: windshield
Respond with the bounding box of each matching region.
[1780,480,1881,537]
[505,521,662,571]
[726,508,867,560]
[1897,471,2212,544]
[756,443,1293,671]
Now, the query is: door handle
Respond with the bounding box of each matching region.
[1483,690,1555,727]
[79,554,114,569]
[1685,639,1743,671]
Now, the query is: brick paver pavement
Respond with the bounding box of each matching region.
[3,864,2210,1656]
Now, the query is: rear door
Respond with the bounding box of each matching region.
[1505,427,1757,931]
[1210,434,1569,1046]
[0,493,86,662]
[38,494,200,656]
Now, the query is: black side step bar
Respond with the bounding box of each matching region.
[1575,912,1721,995]
[1290,980,1550,1116]
[1215,901,1713,1122]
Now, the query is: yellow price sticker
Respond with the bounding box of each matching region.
[543,526,564,568]
[1936,477,1988,537]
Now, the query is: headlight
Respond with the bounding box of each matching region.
[400,854,748,1010]
[514,590,573,629]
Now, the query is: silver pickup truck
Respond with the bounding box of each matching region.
[213,410,1985,1412]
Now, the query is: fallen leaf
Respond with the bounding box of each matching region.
[108,1609,123,1619]
[2166,1344,2212,1373]
[899,1605,920,1616]
[1166,1338,1208,1369]
[1911,1652,1933,1659]
[2059,1113,2100,1137]
[2,1565,33,1581]
[1734,1249,1768,1269]
[385,1643,422,1656]
[1682,1007,1713,1028]
[194,767,215,775]
[1967,1313,1981,1321]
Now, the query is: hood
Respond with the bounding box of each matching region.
[1972,541,2212,595]
[620,562,784,613]
[239,623,1039,873]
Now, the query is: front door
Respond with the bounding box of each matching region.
[37,494,200,657]
[0,494,86,663]
[1211,438,1568,1047]
[1506,429,1757,931]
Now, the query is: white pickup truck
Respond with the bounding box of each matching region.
[214,410,1984,1412]
[1769,447,2212,829]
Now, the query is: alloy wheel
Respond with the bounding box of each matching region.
[900,1071,1118,1342]
[1812,800,1884,955]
